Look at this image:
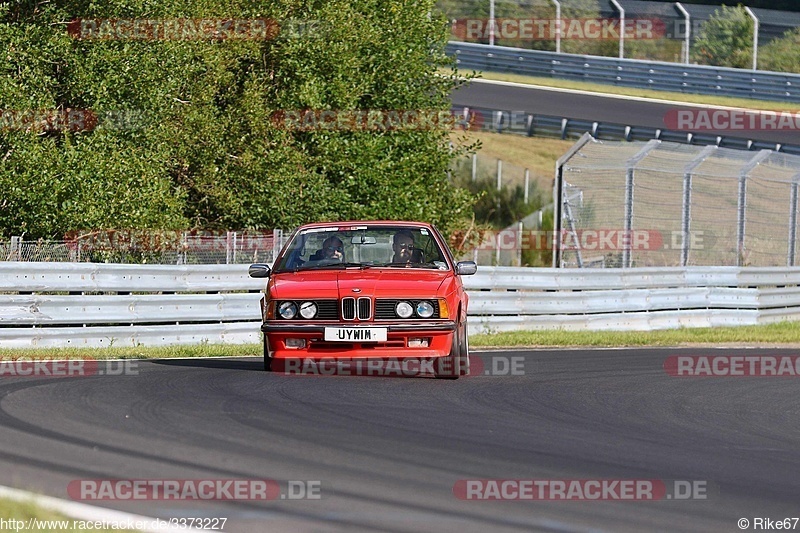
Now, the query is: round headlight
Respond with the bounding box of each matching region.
[299,301,317,319]
[416,300,435,318]
[278,301,298,319]
[395,301,414,318]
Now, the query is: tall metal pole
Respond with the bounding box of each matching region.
[789,175,800,266]
[676,2,691,65]
[744,7,758,70]
[489,0,495,46]
[610,0,624,59]
[551,0,561,54]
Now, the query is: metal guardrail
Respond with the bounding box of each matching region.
[453,105,800,156]
[2,263,800,347]
[447,42,800,103]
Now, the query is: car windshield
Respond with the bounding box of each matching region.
[273,225,451,273]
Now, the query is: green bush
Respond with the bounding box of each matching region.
[0,0,477,239]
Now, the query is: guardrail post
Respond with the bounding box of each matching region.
[494,110,503,133]
[526,114,534,137]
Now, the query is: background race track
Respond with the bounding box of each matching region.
[1,349,798,532]
[451,80,800,147]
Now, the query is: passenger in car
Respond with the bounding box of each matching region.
[311,236,344,262]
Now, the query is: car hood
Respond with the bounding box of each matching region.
[270,269,450,299]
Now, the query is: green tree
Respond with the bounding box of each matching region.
[0,0,477,240]
[691,5,754,69]
[760,27,800,73]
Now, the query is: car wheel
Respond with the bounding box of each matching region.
[263,336,272,372]
[459,322,470,377]
[435,323,462,380]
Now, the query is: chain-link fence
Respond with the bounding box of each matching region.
[449,152,554,266]
[438,0,800,65]
[0,230,288,264]
[556,134,800,268]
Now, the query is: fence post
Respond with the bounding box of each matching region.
[472,153,477,181]
[676,3,691,65]
[10,236,21,261]
[272,229,282,263]
[682,145,717,266]
[524,168,530,204]
[738,151,771,266]
[610,0,625,59]
[623,140,659,268]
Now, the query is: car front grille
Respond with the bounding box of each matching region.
[315,300,339,320]
[342,297,371,320]
[276,299,338,320]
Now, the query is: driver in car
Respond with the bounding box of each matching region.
[392,230,420,263]
[311,236,344,261]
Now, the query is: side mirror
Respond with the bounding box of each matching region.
[248,263,272,278]
[456,261,477,276]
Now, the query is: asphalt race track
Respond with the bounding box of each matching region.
[1,348,799,532]
[451,80,800,147]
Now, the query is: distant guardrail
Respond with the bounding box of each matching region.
[447,42,800,104]
[2,263,800,347]
[452,105,800,156]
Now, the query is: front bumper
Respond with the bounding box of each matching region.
[262,320,457,359]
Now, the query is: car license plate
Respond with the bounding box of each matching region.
[324,327,387,342]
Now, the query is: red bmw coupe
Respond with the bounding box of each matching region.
[248,221,477,378]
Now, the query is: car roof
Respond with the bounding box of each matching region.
[296,221,435,230]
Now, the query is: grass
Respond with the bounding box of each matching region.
[0,343,258,360]
[459,70,798,111]
[0,497,120,532]
[450,130,573,192]
[470,321,800,348]
[3,321,800,360]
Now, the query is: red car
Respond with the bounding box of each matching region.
[248,221,477,378]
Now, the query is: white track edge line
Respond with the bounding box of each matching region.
[468,77,787,112]
[0,484,207,532]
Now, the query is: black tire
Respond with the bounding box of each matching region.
[459,322,470,377]
[263,336,273,372]
[435,323,463,379]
